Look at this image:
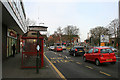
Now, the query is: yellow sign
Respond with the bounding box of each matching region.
[100,42,105,46]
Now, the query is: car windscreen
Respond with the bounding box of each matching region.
[51,46,54,48]
[62,45,65,47]
[76,47,84,51]
[100,49,113,53]
[58,47,62,48]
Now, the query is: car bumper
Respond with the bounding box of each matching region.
[99,57,116,63]
[76,52,85,56]
[56,50,62,51]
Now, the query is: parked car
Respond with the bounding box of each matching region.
[54,46,63,52]
[62,45,66,50]
[109,46,118,53]
[83,47,116,66]
[69,46,85,56]
[100,46,118,53]
[48,46,55,51]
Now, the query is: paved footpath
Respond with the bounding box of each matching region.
[2,53,61,80]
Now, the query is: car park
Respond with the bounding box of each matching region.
[69,46,85,56]
[54,46,63,52]
[48,46,55,51]
[83,47,116,66]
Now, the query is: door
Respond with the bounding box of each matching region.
[86,48,93,60]
[92,48,99,61]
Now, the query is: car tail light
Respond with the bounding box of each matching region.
[75,49,77,51]
[113,53,115,56]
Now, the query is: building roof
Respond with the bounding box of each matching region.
[29,26,48,31]
[29,26,48,28]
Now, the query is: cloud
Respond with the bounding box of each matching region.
[24,1,118,42]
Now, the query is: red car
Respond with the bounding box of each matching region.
[54,46,63,52]
[83,47,116,66]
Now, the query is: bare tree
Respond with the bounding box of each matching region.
[107,19,119,48]
[46,31,50,37]
[25,18,36,31]
[63,25,79,45]
[90,26,109,46]
[57,27,63,35]
[57,27,63,43]
[107,19,119,38]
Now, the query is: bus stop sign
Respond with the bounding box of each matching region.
[36,45,40,51]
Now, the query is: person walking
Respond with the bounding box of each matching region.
[12,44,16,57]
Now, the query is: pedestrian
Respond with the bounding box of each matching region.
[12,44,16,57]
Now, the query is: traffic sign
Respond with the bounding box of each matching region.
[100,35,109,42]
[100,42,105,46]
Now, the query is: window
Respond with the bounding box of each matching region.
[100,49,113,53]
[72,47,75,50]
[94,49,99,53]
[88,49,93,53]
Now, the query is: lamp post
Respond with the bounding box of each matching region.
[36,22,44,74]
[36,31,40,74]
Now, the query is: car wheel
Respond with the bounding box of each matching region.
[110,62,116,64]
[73,53,76,57]
[95,59,100,66]
[83,57,87,62]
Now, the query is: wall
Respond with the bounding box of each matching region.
[2,24,7,60]
[0,1,2,79]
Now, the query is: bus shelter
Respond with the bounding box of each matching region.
[21,31,44,68]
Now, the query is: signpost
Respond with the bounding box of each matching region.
[100,35,109,46]
[100,35,109,43]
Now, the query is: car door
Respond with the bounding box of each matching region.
[91,48,99,61]
[86,48,93,61]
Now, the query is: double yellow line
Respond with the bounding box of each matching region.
[44,54,66,80]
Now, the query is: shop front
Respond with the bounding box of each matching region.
[7,29,17,57]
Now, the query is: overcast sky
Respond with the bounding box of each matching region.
[23,0,119,42]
